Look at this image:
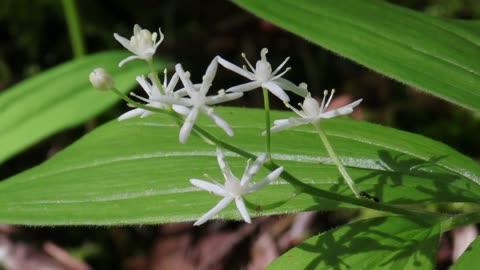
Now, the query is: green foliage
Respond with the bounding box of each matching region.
[233,0,480,111]
[267,216,441,269]
[0,107,478,225]
[0,51,160,163]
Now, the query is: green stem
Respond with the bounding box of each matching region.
[147,60,165,95]
[61,0,86,58]
[109,88,445,224]
[440,211,480,233]
[314,123,361,198]
[262,88,272,158]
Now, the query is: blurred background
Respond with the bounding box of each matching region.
[0,0,479,269]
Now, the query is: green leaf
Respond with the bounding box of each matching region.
[0,107,478,225]
[232,0,480,111]
[267,216,441,269]
[451,236,480,270]
[0,51,164,163]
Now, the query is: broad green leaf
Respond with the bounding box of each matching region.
[0,107,478,225]
[0,51,165,163]
[232,0,480,111]
[267,216,441,269]
[451,236,480,270]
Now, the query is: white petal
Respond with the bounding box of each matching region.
[136,76,152,96]
[274,78,309,97]
[179,108,199,144]
[262,81,290,102]
[240,153,267,185]
[216,148,236,180]
[156,96,191,107]
[142,47,157,59]
[172,105,190,115]
[267,119,299,134]
[225,81,262,93]
[205,92,243,105]
[193,197,233,226]
[165,73,180,94]
[204,108,233,136]
[118,108,144,121]
[320,99,362,119]
[175,63,196,96]
[248,167,283,193]
[235,197,251,223]
[113,33,134,52]
[140,110,154,118]
[218,57,256,80]
[200,57,218,95]
[133,24,141,34]
[118,55,141,67]
[190,179,227,196]
[175,83,201,97]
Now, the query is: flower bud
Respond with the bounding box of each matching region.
[89,68,114,91]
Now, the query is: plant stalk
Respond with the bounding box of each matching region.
[313,123,360,198]
[62,0,86,58]
[262,88,272,159]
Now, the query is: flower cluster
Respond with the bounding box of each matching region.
[191,148,283,225]
[91,25,363,225]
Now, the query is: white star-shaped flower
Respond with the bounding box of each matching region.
[218,48,308,102]
[114,24,164,67]
[118,69,183,121]
[268,89,362,133]
[158,57,243,144]
[190,148,284,226]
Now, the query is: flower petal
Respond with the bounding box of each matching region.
[225,81,262,94]
[155,96,191,107]
[179,108,199,144]
[118,55,141,67]
[240,153,267,185]
[190,179,227,196]
[175,64,197,96]
[193,197,233,226]
[165,73,180,94]
[248,166,283,193]
[118,108,144,121]
[274,78,309,97]
[133,24,141,34]
[216,148,236,180]
[136,76,152,96]
[320,99,362,119]
[204,108,234,136]
[235,197,251,223]
[172,105,190,115]
[205,92,243,105]
[113,33,134,52]
[218,57,256,80]
[200,57,218,95]
[262,81,290,102]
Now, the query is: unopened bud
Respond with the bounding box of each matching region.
[89,68,114,91]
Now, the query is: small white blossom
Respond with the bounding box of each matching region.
[158,57,243,144]
[118,69,183,121]
[218,48,308,102]
[190,148,284,226]
[89,68,114,91]
[267,89,362,133]
[114,24,164,67]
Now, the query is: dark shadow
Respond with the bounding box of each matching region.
[292,217,439,269]
[350,150,477,204]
